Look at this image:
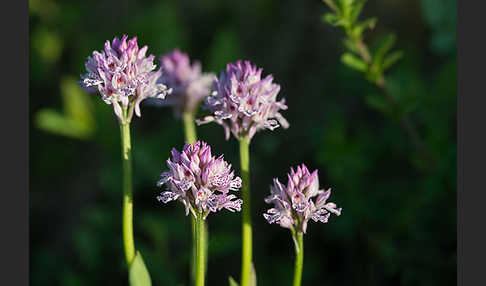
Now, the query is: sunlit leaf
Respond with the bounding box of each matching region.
[228,276,239,286]
[349,0,366,22]
[34,76,95,140]
[129,252,152,286]
[341,53,367,72]
[250,263,257,286]
[35,110,91,139]
[61,77,95,129]
[353,17,377,36]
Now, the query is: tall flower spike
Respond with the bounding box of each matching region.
[263,164,342,233]
[79,35,172,123]
[157,49,214,117]
[157,141,243,219]
[196,60,289,141]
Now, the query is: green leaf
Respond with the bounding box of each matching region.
[365,94,391,116]
[353,17,377,36]
[341,53,368,72]
[228,276,239,286]
[250,263,257,286]
[34,76,95,140]
[129,251,152,286]
[382,51,404,71]
[322,0,339,12]
[339,0,355,17]
[35,110,91,139]
[60,77,95,129]
[343,38,359,54]
[350,0,366,22]
[322,13,340,25]
[373,34,397,67]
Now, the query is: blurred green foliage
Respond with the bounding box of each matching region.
[30,0,456,286]
[35,77,95,140]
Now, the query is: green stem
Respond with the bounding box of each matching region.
[120,120,135,267]
[183,111,198,144]
[195,212,206,286]
[239,136,252,286]
[292,232,304,286]
[191,217,197,283]
[182,111,208,283]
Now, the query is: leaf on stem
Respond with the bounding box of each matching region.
[353,17,377,37]
[382,51,404,71]
[250,263,257,286]
[349,0,366,23]
[228,276,239,286]
[341,53,368,72]
[129,251,152,286]
[322,0,339,13]
[322,13,341,26]
[373,34,397,67]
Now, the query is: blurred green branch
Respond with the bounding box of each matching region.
[321,0,434,168]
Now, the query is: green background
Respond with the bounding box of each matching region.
[29,0,456,285]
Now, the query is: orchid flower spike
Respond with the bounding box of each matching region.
[157,49,214,117]
[80,35,172,123]
[157,141,243,219]
[197,60,289,142]
[264,164,342,233]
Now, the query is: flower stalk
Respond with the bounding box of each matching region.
[120,107,135,267]
[183,111,198,144]
[239,135,252,286]
[196,211,207,286]
[292,230,304,286]
[181,110,208,284]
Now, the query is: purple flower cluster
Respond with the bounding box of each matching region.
[80,35,171,123]
[157,141,243,219]
[158,50,214,116]
[264,164,341,233]
[197,60,289,141]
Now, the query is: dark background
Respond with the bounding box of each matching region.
[29,0,456,285]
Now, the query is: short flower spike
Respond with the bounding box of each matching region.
[157,141,243,219]
[80,35,171,123]
[264,164,341,233]
[157,50,214,116]
[197,60,289,141]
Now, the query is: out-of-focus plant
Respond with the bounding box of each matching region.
[158,49,214,143]
[421,0,457,56]
[321,0,434,168]
[35,76,96,140]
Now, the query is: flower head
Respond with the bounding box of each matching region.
[196,60,289,141]
[263,164,341,233]
[157,50,214,116]
[157,141,243,219]
[79,35,171,123]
